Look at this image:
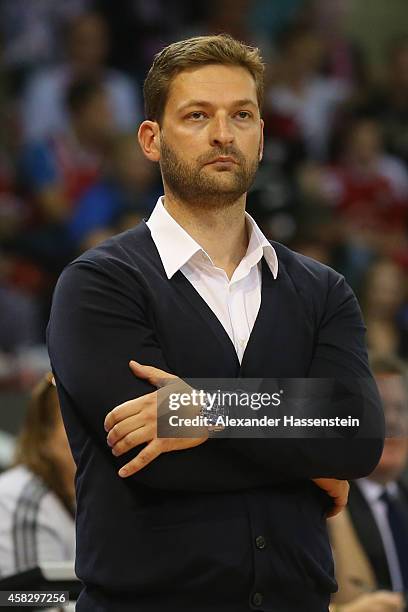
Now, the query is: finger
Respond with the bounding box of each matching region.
[129,360,177,388]
[104,392,156,432]
[118,439,164,477]
[112,424,155,457]
[107,413,146,447]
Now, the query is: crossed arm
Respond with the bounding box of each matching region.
[103,359,349,516]
[48,259,384,499]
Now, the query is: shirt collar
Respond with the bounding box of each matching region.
[146,196,278,280]
[357,478,399,503]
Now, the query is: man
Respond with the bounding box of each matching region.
[20,77,114,279]
[21,77,113,226]
[21,12,140,142]
[47,35,384,612]
[329,355,408,612]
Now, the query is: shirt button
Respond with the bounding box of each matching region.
[255,535,266,550]
[252,592,263,607]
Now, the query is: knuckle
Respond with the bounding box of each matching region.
[124,431,137,449]
[116,433,133,454]
[146,408,156,422]
[111,423,121,438]
[114,441,124,454]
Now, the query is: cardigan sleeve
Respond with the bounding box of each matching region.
[224,272,385,480]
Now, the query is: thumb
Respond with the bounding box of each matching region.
[129,360,177,388]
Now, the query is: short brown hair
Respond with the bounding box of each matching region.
[143,34,265,123]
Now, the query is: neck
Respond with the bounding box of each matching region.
[162,191,249,279]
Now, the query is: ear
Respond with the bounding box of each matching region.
[259,119,264,162]
[138,120,161,162]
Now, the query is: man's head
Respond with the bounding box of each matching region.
[277,25,324,81]
[369,354,408,485]
[138,35,265,210]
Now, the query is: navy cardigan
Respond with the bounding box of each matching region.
[47,221,384,612]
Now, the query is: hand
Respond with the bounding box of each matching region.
[104,361,208,478]
[312,478,350,518]
[338,590,404,612]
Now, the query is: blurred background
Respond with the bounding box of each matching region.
[1,0,408,459]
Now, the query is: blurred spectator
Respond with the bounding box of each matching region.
[0,34,20,154]
[0,158,27,245]
[323,117,408,288]
[327,115,408,213]
[19,77,113,271]
[360,259,408,360]
[0,0,91,79]
[205,0,257,48]
[21,11,141,142]
[288,161,338,263]
[266,24,350,160]
[344,0,408,83]
[249,0,305,41]
[329,354,408,611]
[297,0,366,87]
[360,37,408,167]
[95,0,208,79]
[0,373,75,577]
[0,243,44,387]
[0,284,40,354]
[68,133,161,251]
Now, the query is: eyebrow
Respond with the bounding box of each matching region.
[177,99,258,112]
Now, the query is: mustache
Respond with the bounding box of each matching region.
[197,148,245,165]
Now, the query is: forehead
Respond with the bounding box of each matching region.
[166,64,258,110]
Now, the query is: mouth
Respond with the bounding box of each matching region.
[206,156,238,165]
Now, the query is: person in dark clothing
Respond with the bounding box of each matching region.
[48,34,384,612]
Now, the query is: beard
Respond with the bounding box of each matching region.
[159,135,260,210]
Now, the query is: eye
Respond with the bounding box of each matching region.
[235,111,252,120]
[187,111,207,121]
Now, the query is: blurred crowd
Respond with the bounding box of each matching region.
[0,3,408,609]
[0,0,408,385]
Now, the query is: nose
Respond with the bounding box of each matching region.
[209,114,234,148]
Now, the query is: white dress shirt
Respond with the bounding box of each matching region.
[357,478,404,591]
[146,197,278,364]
